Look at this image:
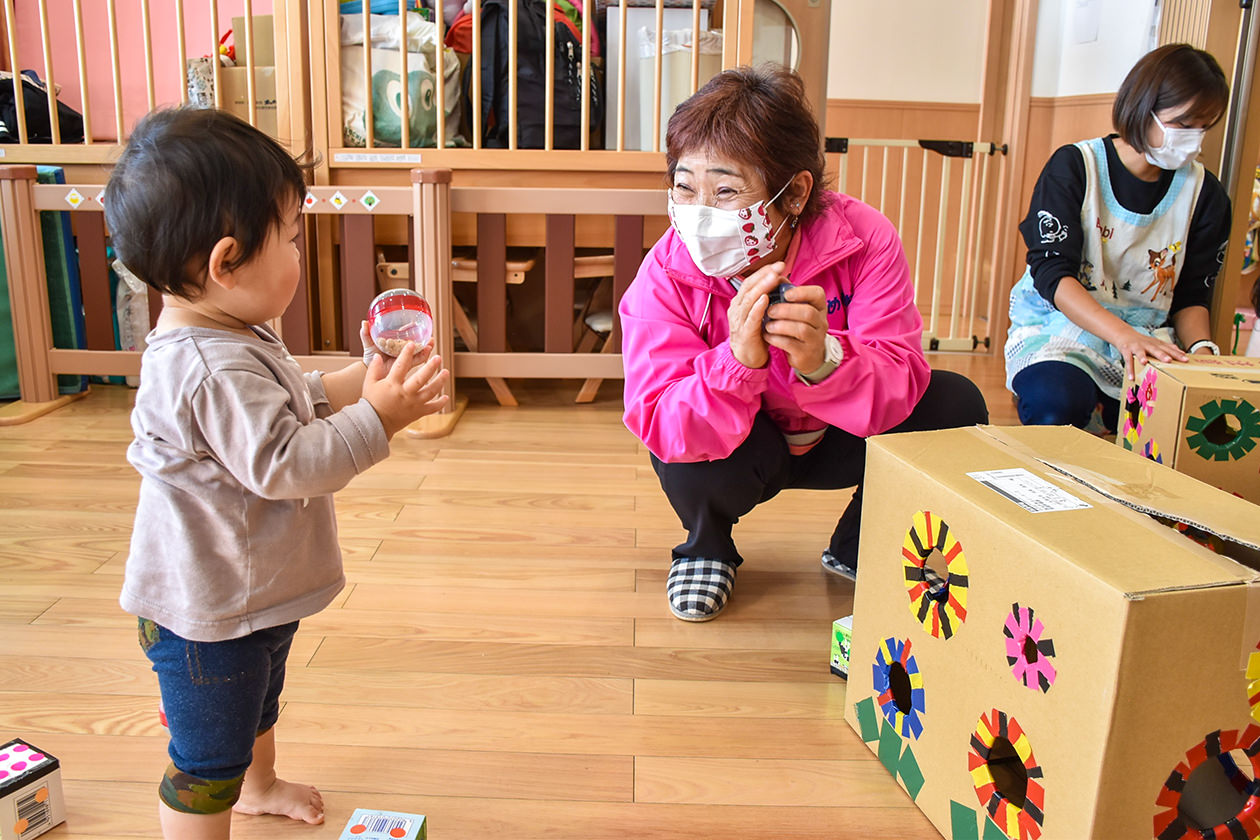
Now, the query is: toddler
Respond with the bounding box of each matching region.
[107,107,449,839]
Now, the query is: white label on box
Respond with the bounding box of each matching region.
[968,468,1092,513]
[333,152,423,164]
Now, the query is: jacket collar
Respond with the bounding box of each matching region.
[662,192,863,293]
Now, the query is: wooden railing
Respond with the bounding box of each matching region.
[0,165,664,433]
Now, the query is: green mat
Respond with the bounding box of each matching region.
[0,166,89,399]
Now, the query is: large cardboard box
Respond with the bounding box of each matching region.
[1118,356,1260,504]
[844,425,1260,840]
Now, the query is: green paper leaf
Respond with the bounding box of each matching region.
[878,718,902,775]
[898,744,924,800]
[855,696,880,743]
[983,815,1009,840]
[950,800,979,840]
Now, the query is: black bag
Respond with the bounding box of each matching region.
[0,71,85,144]
[469,0,602,149]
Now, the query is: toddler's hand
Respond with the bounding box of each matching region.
[362,341,451,438]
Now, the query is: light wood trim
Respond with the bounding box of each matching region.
[48,348,139,377]
[615,0,626,151]
[690,0,701,95]
[472,0,482,149]
[300,185,413,214]
[435,0,445,150]
[174,0,187,107]
[986,0,1038,353]
[455,352,625,378]
[545,0,554,150]
[398,0,409,151]
[580,0,591,151]
[361,4,373,147]
[72,0,92,138]
[140,0,155,112]
[2,0,26,144]
[652,0,662,152]
[243,0,257,126]
[450,187,665,215]
[414,169,461,424]
[509,0,517,150]
[36,0,59,143]
[207,0,220,109]
[0,167,56,401]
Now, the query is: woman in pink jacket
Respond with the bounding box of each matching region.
[620,65,988,622]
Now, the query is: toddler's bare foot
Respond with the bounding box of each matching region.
[233,778,324,824]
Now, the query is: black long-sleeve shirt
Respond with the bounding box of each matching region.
[1019,135,1231,314]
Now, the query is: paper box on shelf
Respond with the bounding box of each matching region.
[338,808,426,839]
[0,739,65,840]
[219,66,278,138]
[230,14,275,66]
[1118,356,1260,504]
[844,424,1260,840]
[830,615,853,679]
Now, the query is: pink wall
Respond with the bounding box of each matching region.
[14,0,274,140]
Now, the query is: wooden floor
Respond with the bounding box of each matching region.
[0,352,1017,840]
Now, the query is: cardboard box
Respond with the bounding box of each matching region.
[0,739,65,840]
[844,425,1260,840]
[1119,356,1260,504]
[338,808,426,839]
[231,14,274,66]
[830,615,853,678]
[219,66,277,138]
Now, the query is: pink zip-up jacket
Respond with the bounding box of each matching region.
[621,191,930,463]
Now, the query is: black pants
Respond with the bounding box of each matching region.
[650,369,990,565]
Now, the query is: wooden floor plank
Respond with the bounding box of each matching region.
[0,369,1029,839]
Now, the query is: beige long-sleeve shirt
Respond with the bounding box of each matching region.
[121,324,389,641]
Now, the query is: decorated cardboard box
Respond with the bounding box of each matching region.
[338,808,426,839]
[0,739,65,840]
[1118,356,1260,504]
[844,425,1260,840]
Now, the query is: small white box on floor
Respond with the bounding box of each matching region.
[339,808,427,839]
[0,739,65,840]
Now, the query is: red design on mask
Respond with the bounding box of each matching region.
[738,208,751,219]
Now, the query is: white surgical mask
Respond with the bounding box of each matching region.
[668,181,795,279]
[1145,112,1205,170]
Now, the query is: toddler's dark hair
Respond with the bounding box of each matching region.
[104,107,308,298]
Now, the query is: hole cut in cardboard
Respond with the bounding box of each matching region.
[1179,750,1253,830]
[1201,413,1244,447]
[987,736,1029,809]
[888,661,913,714]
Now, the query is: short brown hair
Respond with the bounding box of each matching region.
[1113,44,1229,152]
[105,108,309,299]
[665,65,829,222]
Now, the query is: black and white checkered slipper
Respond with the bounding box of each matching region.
[667,557,737,622]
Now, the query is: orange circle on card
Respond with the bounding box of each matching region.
[13,820,28,835]
[35,787,48,803]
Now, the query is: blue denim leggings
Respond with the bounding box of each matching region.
[139,619,297,813]
[1012,361,1119,432]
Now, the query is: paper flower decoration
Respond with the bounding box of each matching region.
[968,709,1044,840]
[1003,603,1057,693]
[1185,398,1260,461]
[872,636,925,739]
[902,510,969,639]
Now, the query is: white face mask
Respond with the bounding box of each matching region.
[668,181,795,279]
[1145,112,1205,170]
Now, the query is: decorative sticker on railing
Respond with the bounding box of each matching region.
[330,191,348,210]
[94,189,106,206]
[361,190,380,211]
[63,188,83,209]
[303,192,318,210]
